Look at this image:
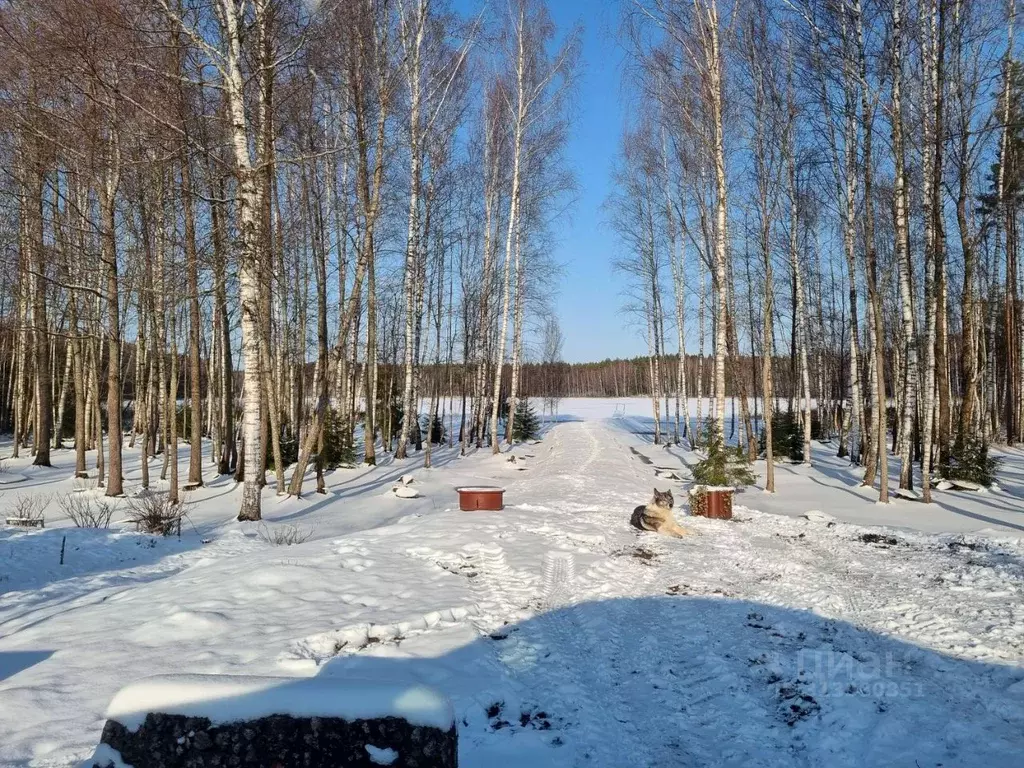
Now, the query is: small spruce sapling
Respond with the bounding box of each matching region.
[266,433,298,471]
[319,408,356,469]
[511,399,541,442]
[692,420,757,487]
[939,433,1000,487]
[421,413,446,445]
[759,411,803,462]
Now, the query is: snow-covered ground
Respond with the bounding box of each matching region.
[1,398,1023,766]
[561,396,1024,535]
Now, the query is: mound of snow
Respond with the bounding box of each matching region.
[393,485,420,499]
[949,479,984,491]
[105,674,454,732]
[79,744,134,768]
[366,745,399,765]
[893,488,923,501]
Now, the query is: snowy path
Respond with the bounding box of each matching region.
[1,419,1024,766]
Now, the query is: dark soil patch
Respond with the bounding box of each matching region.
[778,685,820,726]
[487,701,554,732]
[946,537,988,553]
[436,560,478,578]
[776,533,807,542]
[859,533,901,547]
[667,583,735,598]
[614,546,660,564]
[518,710,553,730]
[488,625,517,641]
[746,611,772,630]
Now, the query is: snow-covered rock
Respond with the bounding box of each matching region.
[949,479,984,491]
[80,744,134,768]
[104,674,454,731]
[94,675,455,768]
[393,485,420,499]
[894,487,923,501]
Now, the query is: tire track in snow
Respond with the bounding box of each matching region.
[527,548,664,766]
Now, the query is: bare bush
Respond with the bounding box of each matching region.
[124,492,188,536]
[58,494,114,529]
[72,476,97,493]
[256,523,313,546]
[10,494,50,522]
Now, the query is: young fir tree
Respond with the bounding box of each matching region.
[939,434,1000,487]
[320,408,357,470]
[759,411,803,463]
[511,399,541,442]
[421,413,446,445]
[693,420,756,487]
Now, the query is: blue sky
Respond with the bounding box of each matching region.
[458,0,636,363]
[538,0,633,363]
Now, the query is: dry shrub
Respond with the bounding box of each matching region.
[125,492,188,536]
[10,493,50,521]
[72,476,97,493]
[58,493,114,529]
[256,523,313,546]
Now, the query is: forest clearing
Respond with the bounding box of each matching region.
[1,0,1024,764]
[2,400,1023,766]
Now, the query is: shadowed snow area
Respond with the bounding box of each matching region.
[1,399,1023,766]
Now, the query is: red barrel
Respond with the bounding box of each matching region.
[456,486,505,511]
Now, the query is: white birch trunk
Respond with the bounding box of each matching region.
[489,6,528,455]
[891,0,917,490]
[217,0,266,519]
[395,0,427,460]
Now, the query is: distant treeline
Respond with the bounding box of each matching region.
[411,354,832,401]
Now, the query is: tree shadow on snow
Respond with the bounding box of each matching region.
[0,650,53,682]
[0,526,203,600]
[929,497,1024,534]
[305,595,1024,768]
[269,446,464,526]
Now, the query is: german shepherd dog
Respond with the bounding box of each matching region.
[630,488,693,538]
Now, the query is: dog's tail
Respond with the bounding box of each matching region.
[630,505,647,531]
